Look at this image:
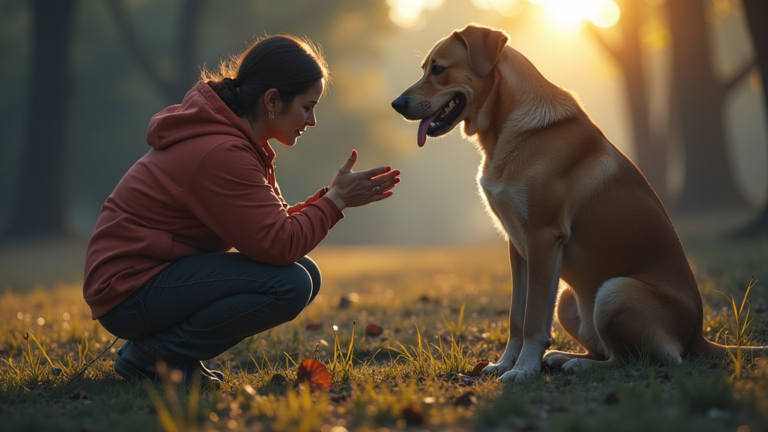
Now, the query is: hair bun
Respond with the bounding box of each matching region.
[223,77,241,89]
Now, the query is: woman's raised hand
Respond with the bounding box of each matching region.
[325,150,401,211]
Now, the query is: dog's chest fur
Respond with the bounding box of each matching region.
[478,171,530,259]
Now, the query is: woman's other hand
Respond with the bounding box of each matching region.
[326,150,401,211]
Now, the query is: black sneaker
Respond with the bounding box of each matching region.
[117,340,224,382]
[113,341,221,388]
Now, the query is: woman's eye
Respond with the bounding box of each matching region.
[432,65,445,76]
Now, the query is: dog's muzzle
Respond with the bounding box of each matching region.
[391,96,409,115]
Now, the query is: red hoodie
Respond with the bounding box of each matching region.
[83,81,344,319]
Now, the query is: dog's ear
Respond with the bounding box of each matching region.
[454,25,508,78]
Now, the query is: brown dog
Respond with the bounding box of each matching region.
[392,24,766,381]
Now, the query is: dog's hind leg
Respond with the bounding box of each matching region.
[543,285,607,368]
[562,277,685,373]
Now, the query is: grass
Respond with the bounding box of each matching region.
[0,239,767,431]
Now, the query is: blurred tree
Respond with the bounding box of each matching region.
[587,0,669,203]
[107,0,205,105]
[2,0,77,242]
[733,0,768,236]
[667,0,754,212]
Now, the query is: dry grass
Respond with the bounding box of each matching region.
[1,239,767,431]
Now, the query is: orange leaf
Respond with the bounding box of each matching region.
[295,359,331,390]
[470,361,489,376]
[365,323,383,337]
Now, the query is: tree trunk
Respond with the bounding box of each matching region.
[588,0,668,203]
[108,0,205,106]
[2,0,76,242]
[667,0,752,213]
[732,0,768,236]
[173,0,206,102]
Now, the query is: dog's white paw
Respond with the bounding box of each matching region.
[542,355,571,369]
[483,360,515,375]
[562,358,588,373]
[498,367,537,382]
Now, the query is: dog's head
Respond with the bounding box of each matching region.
[392,24,508,147]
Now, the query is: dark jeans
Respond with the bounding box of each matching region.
[98,252,320,363]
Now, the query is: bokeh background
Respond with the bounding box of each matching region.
[1,0,767,289]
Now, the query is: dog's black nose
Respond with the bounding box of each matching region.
[391,96,409,114]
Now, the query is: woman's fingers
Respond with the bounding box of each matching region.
[371,169,401,182]
[357,165,393,178]
[339,150,357,172]
[374,177,400,193]
[369,190,395,202]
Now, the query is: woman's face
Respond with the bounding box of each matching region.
[269,79,324,146]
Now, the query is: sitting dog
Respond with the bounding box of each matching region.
[391,24,766,382]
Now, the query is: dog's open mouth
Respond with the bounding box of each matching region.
[417,94,466,147]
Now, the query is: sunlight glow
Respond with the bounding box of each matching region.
[387,0,445,28]
[538,0,620,29]
[471,0,526,17]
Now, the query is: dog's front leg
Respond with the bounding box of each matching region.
[484,242,527,375]
[499,232,563,382]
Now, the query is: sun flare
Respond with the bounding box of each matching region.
[538,0,621,29]
[386,0,445,28]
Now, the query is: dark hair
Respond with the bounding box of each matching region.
[203,34,329,117]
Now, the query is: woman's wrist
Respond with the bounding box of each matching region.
[325,188,346,211]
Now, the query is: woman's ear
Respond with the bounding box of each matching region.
[263,88,280,113]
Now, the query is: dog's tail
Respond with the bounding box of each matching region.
[688,336,768,358]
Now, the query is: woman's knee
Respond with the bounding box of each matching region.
[297,256,321,298]
[278,264,314,318]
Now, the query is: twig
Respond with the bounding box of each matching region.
[65,337,120,385]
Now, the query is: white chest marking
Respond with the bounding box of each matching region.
[478,174,529,260]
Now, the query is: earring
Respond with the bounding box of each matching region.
[269,111,274,119]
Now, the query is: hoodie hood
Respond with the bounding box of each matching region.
[146,81,275,163]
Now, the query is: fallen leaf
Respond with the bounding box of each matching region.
[305,320,322,330]
[295,359,331,390]
[418,294,431,303]
[469,361,489,376]
[402,405,425,425]
[365,323,383,337]
[454,391,476,407]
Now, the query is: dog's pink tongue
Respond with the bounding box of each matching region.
[417,111,441,147]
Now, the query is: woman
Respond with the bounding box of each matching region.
[83,35,401,384]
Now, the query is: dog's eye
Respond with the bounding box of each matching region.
[432,65,445,76]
